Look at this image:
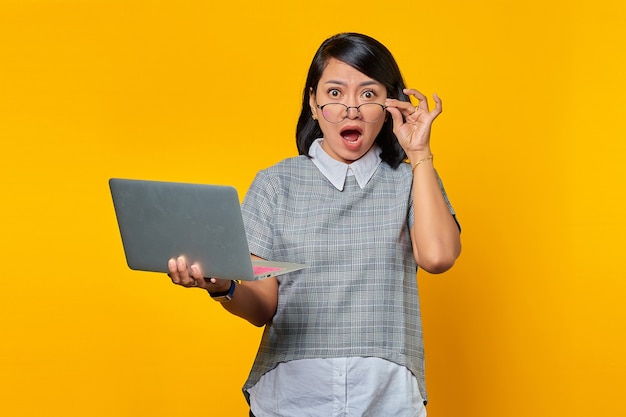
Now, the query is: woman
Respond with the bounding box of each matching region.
[168,32,461,416]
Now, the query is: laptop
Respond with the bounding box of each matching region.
[109,178,306,281]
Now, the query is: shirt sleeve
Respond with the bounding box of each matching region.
[408,168,460,231]
[241,170,277,261]
[435,169,461,232]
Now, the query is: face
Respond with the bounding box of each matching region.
[310,58,387,164]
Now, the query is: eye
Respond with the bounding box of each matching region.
[362,90,376,100]
[328,88,341,98]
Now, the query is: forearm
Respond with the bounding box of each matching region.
[409,154,461,273]
[216,277,278,327]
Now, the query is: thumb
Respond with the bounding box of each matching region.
[385,106,405,135]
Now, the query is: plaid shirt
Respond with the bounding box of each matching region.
[241,141,456,408]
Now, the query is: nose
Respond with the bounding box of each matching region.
[346,105,361,120]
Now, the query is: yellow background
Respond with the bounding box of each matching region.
[1,0,625,416]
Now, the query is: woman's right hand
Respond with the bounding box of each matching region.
[167,254,279,327]
[167,256,231,293]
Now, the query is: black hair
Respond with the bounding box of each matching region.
[295,32,410,168]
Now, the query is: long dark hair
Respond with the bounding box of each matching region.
[295,33,410,168]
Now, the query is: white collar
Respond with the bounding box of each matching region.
[309,139,382,191]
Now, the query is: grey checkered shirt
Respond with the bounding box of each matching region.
[240,152,455,404]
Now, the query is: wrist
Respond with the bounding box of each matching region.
[209,280,240,303]
[207,279,232,295]
[409,154,434,174]
[406,149,433,164]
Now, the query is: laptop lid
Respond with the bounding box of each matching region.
[109,178,305,281]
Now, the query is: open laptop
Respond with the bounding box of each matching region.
[109,178,306,281]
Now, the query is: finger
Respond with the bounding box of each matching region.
[176,256,196,287]
[189,264,208,288]
[414,92,430,112]
[405,88,431,112]
[205,277,234,294]
[432,93,443,117]
[386,107,418,146]
[386,98,418,117]
[167,258,181,284]
[385,106,406,133]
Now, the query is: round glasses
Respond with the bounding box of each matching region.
[316,102,387,124]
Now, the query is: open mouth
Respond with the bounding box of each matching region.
[340,127,362,143]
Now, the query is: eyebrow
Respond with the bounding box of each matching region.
[323,79,382,87]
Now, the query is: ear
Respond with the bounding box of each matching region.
[309,87,318,120]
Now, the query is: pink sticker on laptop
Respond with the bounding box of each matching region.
[253,265,284,275]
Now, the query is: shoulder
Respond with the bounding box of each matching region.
[259,155,313,176]
[253,156,316,186]
[247,155,315,196]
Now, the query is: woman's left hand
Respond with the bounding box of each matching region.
[385,88,442,156]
